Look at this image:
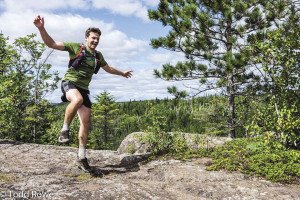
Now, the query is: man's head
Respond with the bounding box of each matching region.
[85,27,101,51]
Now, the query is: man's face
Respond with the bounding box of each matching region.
[86,32,100,50]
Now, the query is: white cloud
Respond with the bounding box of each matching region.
[92,0,150,22]
[0,10,108,41]
[101,30,148,62]
[1,0,197,103]
[1,0,154,22]
[147,51,186,66]
[2,0,89,12]
[141,0,160,7]
[0,9,147,65]
[86,68,182,102]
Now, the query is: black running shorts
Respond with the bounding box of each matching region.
[61,80,92,109]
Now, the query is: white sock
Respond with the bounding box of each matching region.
[61,123,70,131]
[78,145,86,159]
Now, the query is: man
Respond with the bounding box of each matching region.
[33,15,133,172]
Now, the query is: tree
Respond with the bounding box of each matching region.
[149,0,291,137]
[92,91,119,149]
[0,34,17,139]
[14,34,60,142]
[0,34,59,141]
[248,5,300,148]
[254,5,300,109]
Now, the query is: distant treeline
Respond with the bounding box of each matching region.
[43,94,230,150]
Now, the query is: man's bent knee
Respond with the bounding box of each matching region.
[66,89,83,105]
[68,95,83,107]
[72,97,83,106]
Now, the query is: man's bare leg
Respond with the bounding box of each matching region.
[64,89,84,125]
[76,105,92,171]
[77,105,91,153]
[59,89,83,143]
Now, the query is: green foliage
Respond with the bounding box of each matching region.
[191,96,228,136]
[208,137,300,183]
[167,86,188,99]
[22,100,58,143]
[149,0,296,138]
[0,33,59,142]
[139,103,175,155]
[246,9,300,148]
[141,130,173,156]
[246,100,300,148]
[141,108,210,158]
[135,102,300,183]
[35,94,231,150]
[91,91,120,149]
[135,96,231,136]
[43,103,80,146]
[141,130,212,160]
[44,120,63,145]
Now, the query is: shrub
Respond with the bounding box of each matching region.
[208,137,300,183]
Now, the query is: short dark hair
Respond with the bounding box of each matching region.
[85,27,101,38]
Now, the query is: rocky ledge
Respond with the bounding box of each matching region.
[0,135,299,200]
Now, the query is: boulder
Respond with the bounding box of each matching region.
[117,132,233,154]
[117,132,151,155]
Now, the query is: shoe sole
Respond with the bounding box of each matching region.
[58,138,70,143]
[78,166,91,173]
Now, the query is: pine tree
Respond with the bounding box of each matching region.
[149,0,292,137]
[92,91,119,149]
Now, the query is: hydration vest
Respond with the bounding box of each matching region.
[68,44,102,74]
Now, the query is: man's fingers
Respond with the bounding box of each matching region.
[33,15,43,23]
[125,71,133,78]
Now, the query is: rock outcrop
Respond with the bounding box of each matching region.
[117,132,233,155]
[0,139,299,200]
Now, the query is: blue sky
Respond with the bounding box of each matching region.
[0,0,198,102]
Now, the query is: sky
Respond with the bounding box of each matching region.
[0,0,198,103]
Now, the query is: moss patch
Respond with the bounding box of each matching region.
[0,173,17,183]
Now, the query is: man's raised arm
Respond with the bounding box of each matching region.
[33,15,64,51]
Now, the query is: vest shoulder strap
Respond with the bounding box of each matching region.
[94,50,101,74]
[68,44,85,69]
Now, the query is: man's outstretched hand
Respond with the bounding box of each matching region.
[33,15,44,29]
[123,70,133,78]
